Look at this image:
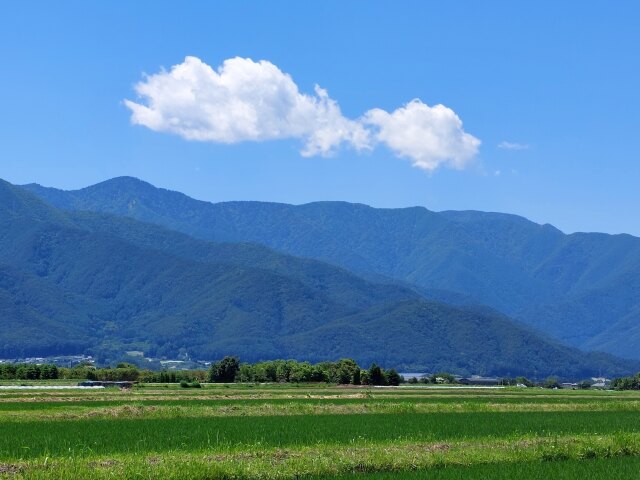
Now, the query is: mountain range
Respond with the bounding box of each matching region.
[23,177,640,360]
[0,177,637,377]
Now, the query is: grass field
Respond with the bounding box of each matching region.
[1,383,640,479]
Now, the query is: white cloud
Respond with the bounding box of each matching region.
[125,56,480,171]
[124,56,369,157]
[364,100,480,170]
[498,141,529,150]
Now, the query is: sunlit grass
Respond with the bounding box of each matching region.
[1,385,639,478]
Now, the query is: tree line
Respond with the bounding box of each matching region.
[209,357,402,385]
[611,373,640,390]
[4,359,627,389]
[0,363,60,380]
[0,358,402,385]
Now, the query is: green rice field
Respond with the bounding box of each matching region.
[1,383,640,479]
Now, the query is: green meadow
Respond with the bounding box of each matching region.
[1,384,640,479]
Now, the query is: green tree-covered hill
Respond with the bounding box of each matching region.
[2,178,637,377]
[24,177,640,359]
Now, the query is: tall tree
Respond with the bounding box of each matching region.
[368,363,385,386]
[208,356,240,383]
[386,368,401,386]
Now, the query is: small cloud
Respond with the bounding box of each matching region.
[494,170,501,176]
[364,99,480,171]
[125,56,481,172]
[498,141,529,150]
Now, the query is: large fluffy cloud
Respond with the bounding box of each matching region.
[125,56,480,170]
[365,100,480,170]
[124,56,369,157]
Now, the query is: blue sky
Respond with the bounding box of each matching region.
[1,1,638,235]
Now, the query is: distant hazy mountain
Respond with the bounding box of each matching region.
[1,178,635,377]
[23,177,640,359]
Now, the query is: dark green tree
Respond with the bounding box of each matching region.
[208,356,240,383]
[543,376,561,389]
[578,380,592,390]
[335,358,359,384]
[368,363,385,386]
[386,368,401,386]
[352,368,361,385]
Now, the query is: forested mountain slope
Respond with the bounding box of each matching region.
[1,179,636,377]
[24,177,640,358]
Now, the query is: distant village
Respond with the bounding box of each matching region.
[401,373,612,389]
